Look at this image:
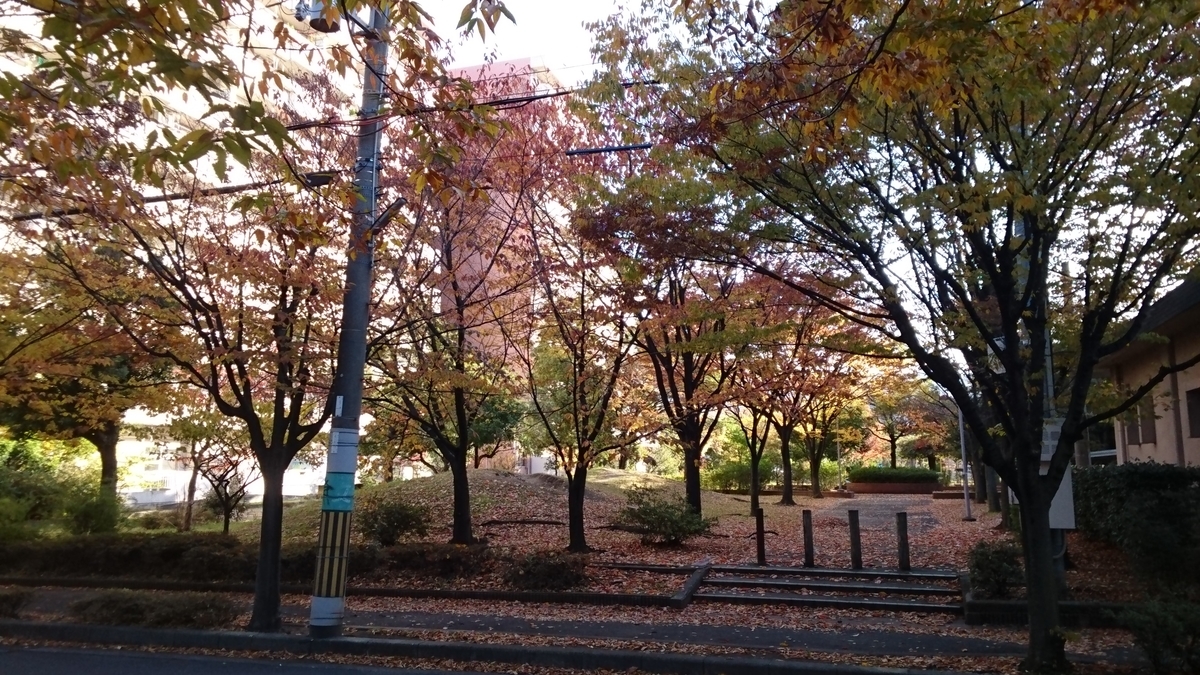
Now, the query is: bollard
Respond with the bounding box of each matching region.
[802,509,815,567]
[849,509,862,570]
[897,511,911,571]
[755,507,767,566]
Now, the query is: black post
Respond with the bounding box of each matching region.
[755,507,767,566]
[849,509,862,570]
[897,511,910,572]
[802,509,815,568]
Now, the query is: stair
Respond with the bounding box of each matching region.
[694,566,963,614]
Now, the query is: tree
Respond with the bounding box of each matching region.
[154,395,258,533]
[369,64,562,545]
[4,0,517,634]
[867,371,926,469]
[512,225,646,552]
[590,1,1200,669]
[28,155,346,631]
[0,248,171,499]
[635,261,740,515]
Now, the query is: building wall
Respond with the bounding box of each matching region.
[1113,329,1200,466]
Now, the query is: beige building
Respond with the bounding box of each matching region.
[1103,277,1200,466]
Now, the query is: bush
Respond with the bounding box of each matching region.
[846,466,941,484]
[0,497,33,542]
[504,551,588,591]
[968,540,1024,599]
[0,532,252,580]
[65,491,124,535]
[279,541,383,583]
[0,588,32,618]
[69,590,240,629]
[1074,463,1200,588]
[357,492,430,546]
[383,542,491,578]
[1120,600,1200,675]
[133,510,176,531]
[617,486,712,546]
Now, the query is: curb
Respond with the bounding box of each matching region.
[0,577,675,608]
[0,620,972,675]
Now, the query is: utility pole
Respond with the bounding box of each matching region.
[308,3,388,639]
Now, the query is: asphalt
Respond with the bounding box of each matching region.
[317,607,1026,656]
[0,645,491,675]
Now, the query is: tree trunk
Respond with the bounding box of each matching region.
[999,478,1013,530]
[682,438,703,515]
[88,421,121,500]
[448,451,475,544]
[777,426,795,506]
[566,465,589,553]
[986,467,1001,511]
[248,460,286,632]
[808,439,823,498]
[1015,464,1068,673]
[889,439,897,468]
[222,505,232,534]
[972,459,988,503]
[927,455,938,471]
[181,451,199,532]
[749,454,761,516]
[382,458,394,482]
[617,453,628,470]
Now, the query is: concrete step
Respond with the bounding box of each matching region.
[709,565,960,581]
[703,576,961,596]
[693,590,963,614]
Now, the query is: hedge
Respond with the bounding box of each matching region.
[846,466,941,484]
[0,533,496,584]
[1074,462,1200,589]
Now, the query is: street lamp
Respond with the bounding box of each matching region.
[306,0,390,639]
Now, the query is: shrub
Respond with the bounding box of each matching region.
[1074,463,1200,589]
[504,551,588,591]
[0,588,31,618]
[846,466,941,484]
[1120,600,1200,675]
[384,542,491,578]
[69,590,240,629]
[279,542,383,583]
[0,532,252,580]
[968,540,1024,599]
[65,491,124,535]
[133,510,176,531]
[0,497,33,542]
[357,493,430,546]
[617,486,712,546]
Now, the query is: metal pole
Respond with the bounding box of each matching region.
[848,509,862,570]
[309,5,387,639]
[754,508,767,566]
[958,406,975,521]
[802,509,815,568]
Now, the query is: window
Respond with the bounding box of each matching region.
[1125,410,1141,446]
[1140,400,1157,445]
[1188,388,1200,438]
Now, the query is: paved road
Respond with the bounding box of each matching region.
[0,646,490,675]
[311,608,1027,656]
[810,495,941,531]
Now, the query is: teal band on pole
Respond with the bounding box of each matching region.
[321,472,356,512]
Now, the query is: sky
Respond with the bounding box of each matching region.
[425,0,624,86]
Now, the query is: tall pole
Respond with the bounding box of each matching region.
[309,5,387,639]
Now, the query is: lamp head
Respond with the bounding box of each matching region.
[295,0,340,33]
